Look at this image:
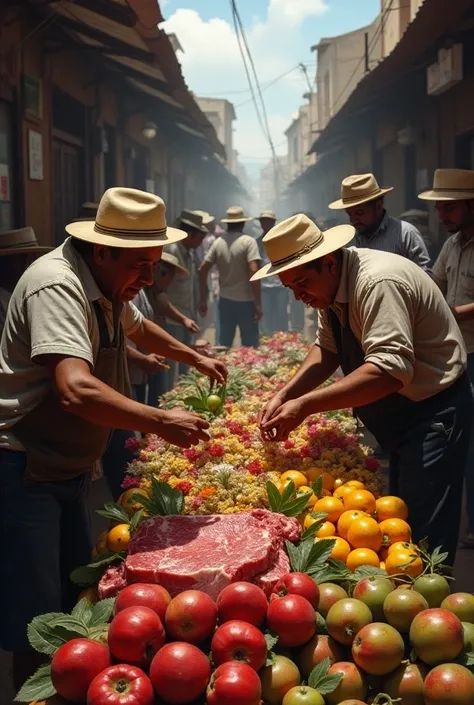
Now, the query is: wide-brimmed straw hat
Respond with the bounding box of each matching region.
[222,206,254,223]
[160,251,189,276]
[193,210,216,228]
[418,169,474,201]
[259,210,277,221]
[329,173,393,210]
[66,187,186,248]
[178,209,208,234]
[250,213,355,281]
[0,227,52,257]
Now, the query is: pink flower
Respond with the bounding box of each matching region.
[192,497,203,508]
[120,476,141,489]
[184,448,199,462]
[125,437,141,453]
[365,457,380,471]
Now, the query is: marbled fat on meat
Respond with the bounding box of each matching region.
[124,509,300,599]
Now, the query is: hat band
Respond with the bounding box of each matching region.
[341,187,382,204]
[0,239,38,250]
[93,221,168,237]
[432,187,474,193]
[272,233,324,267]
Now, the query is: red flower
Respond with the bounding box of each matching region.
[184,448,199,462]
[120,476,141,490]
[365,457,380,471]
[124,437,141,453]
[300,445,310,457]
[208,443,225,457]
[284,440,295,449]
[226,420,244,435]
[176,481,192,495]
[247,460,263,476]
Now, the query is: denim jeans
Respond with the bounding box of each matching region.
[261,288,289,336]
[0,450,92,651]
[218,297,259,348]
[101,429,137,501]
[465,352,474,532]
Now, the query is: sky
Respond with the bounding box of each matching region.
[161,0,379,176]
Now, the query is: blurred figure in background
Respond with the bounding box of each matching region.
[200,206,261,348]
[399,208,441,263]
[194,211,221,341]
[257,210,289,336]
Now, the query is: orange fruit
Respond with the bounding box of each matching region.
[385,549,423,578]
[107,524,131,552]
[280,470,308,489]
[379,518,412,547]
[375,496,409,522]
[314,521,337,538]
[297,486,317,506]
[119,488,149,516]
[313,496,345,524]
[347,516,383,552]
[380,561,386,571]
[343,489,377,514]
[303,513,318,530]
[337,510,368,541]
[322,489,332,497]
[346,480,365,490]
[94,529,109,556]
[334,485,355,501]
[388,541,418,556]
[334,478,345,488]
[305,467,324,482]
[320,472,335,492]
[346,548,380,572]
[319,536,351,563]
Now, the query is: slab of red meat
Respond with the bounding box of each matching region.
[98,562,127,599]
[125,509,300,599]
[253,549,291,596]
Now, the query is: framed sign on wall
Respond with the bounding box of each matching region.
[28,129,44,180]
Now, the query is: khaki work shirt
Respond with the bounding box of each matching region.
[315,248,466,401]
[432,232,474,353]
[164,241,194,320]
[0,238,143,449]
[205,233,260,302]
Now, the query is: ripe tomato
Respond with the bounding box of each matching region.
[115,583,171,622]
[87,664,154,705]
[216,582,268,627]
[165,590,218,644]
[150,642,211,704]
[272,573,320,609]
[51,639,111,703]
[211,620,267,671]
[107,606,165,666]
[267,594,316,647]
[207,661,262,705]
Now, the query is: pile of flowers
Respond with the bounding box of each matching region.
[124,333,385,514]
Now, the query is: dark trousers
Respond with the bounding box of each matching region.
[261,288,289,336]
[0,450,92,651]
[218,297,259,348]
[387,381,472,566]
[164,324,192,389]
[465,353,474,532]
[102,429,137,501]
[147,370,167,408]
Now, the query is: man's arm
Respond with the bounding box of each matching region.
[154,294,200,333]
[129,317,227,384]
[451,303,474,322]
[404,226,432,273]
[126,344,168,374]
[248,260,262,320]
[432,241,449,294]
[199,260,212,316]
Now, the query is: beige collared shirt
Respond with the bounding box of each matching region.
[0,286,11,338]
[0,238,143,449]
[164,241,194,320]
[315,248,466,401]
[432,232,474,353]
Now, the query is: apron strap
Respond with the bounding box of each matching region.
[93,302,112,349]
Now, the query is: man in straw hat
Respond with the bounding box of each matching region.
[420,168,474,549]
[0,187,227,686]
[199,206,262,348]
[257,210,289,336]
[329,173,431,272]
[255,213,472,564]
[0,227,52,335]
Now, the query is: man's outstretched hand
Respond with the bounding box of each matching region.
[195,355,228,385]
[260,398,306,442]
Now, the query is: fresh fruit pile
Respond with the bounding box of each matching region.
[19,570,474,705]
[122,333,385,515]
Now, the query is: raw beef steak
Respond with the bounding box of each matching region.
[253,549,291,596]
[124,509,300,599]
[98,562,127,599]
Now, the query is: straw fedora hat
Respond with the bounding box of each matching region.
[0,227,52,257]
[259,210,277,221]
[329,173,394,210]
[250,213,354,281]
[222,206,254,223]
[418,169,474,201]
[177,209,208,233]
[66,187,186,248]
[193,210,215,228]
[160,251,189,276]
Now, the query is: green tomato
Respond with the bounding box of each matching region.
[282,686,325,705]
[207,394,223,412]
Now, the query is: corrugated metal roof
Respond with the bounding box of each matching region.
[127,78,183,108]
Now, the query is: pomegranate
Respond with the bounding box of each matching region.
[272,573,320,609]
[298,635,345,679]
[318,584,348,618]
[165,590,218,644]
[352,623,404,676]
[352,576,394,621]
[260,655,301,705]
[325,662,367,705]
[51,639,111,703]
[211,620,267,671]
[423,663,474,705]
[383,661,430,705]
[441,592,474,624]
[413,574,450,608]
[409,608,464,665]
[267,594,316,647]
[149,642,211,704]
[114,583,171,622]
[216,582,268,627]
[326,598,373,646]
[383,588,429,632]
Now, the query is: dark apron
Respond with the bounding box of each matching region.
[13,302,131,481]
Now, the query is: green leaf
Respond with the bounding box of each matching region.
[218,383,227,403]
[353,565,389,580]
[308,538,337,567]
[27,612,69,655]
[15,663,56,703]
[280,492,312,518]
[88,597,116,627]
[286,540,302,572]
[130,508,145,534]
[309,560,350,584]
[70,552,125,587]
[312,476,324,498]
[266,481,282,512]
[300,520,325,541]
[96,502,130,525]
[183,396,208,411]
[264,632,279,652]
[459,649,474,667]
[309,511,329,523]
[281,479,296,505]
[308,657,331,688]
[138,478,184,517]
[49,616,89,636]
[312,673,344,696]
[71,598,93,625]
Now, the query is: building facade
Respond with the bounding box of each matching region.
[195,97,237,175]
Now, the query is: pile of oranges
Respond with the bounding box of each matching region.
[278,469,422,578]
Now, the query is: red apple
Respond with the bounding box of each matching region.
[272,573,320,609]
[267,595,317,647]
[211,620,267,671]
[165,590,218,644]
[115,583,171,622]
[108,606,165,666]
[207,661,262,705]
[150,642,211,704]
[51,639,111,702]
[217,582,268,627]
